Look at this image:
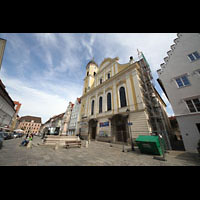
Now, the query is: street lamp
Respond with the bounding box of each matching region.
[126,108,135,151]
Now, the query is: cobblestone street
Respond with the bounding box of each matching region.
[1,136,200,166]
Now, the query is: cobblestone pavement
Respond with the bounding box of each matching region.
[0,136,200,166]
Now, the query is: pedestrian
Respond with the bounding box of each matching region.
[25,133,29,139]
[27,134,33,149]
[20,137,29,146]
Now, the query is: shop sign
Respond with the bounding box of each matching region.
[128,122,133,126]
[99,121,109,127]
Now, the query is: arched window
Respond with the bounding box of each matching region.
[107,92,112,111]
[119,86,127,107]
[99,96,103,113]
[91,100,95,115]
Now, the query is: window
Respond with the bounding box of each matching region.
[107,73,110,79]
[100,78,102,84]
[99,96,102,113]
[119,86,127,108]
[188,51,200,62]
[175,75,190,88]
[94,72,96,76]
[185,98,200,113]
[91,100,95,115]
[87,72,89,76]
[107,92,112,111]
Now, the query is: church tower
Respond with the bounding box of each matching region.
[83,59,98,95]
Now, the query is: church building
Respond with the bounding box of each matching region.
[78,52,172,149]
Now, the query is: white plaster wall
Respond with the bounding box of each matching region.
[177,114,200,152]
[158,33,200,115]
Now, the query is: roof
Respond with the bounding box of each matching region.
[19,116,42,123]
[77,97,81,103]
[86,60,98,68]
[44,112,65,124]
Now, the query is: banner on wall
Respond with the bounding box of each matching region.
[99,121,109,127]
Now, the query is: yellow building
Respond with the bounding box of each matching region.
[78,52,172,149]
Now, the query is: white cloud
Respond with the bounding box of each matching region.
[1,72,82,123]
[1,33,178,123]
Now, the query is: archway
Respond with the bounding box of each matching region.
[88,119,97,140]
[111,114,129,143]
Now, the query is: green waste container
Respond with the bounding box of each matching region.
[136,135,164,156]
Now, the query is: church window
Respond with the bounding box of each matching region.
[99,96,103,113]
[119,86,127,107]
[91,100,95,115]
[107,92,112,111]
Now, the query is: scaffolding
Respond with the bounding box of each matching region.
[136,52,172,150]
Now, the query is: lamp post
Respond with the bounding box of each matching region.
[126,109,135,151]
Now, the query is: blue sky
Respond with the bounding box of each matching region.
[0,33,177,123]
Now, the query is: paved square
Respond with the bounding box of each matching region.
[0,136,200,166]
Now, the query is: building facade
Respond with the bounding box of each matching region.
[157,33,200,152]
[18,116,42,134]
[10,101,22,131]
[41,113,65,135]
[78,53,171,149]
[0,38,6,71]
[68,98,81,135]
[0,79,15,128]
[59,102,74,135]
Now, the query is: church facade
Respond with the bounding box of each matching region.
[77,52,172,149]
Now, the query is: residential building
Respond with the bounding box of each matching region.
[68,98,81,135]
[59,102,74,135]
[18,115,42,134]
[78,52,172,149]
[10,101,22,131]
[0,79,15,128]
[41,113,65,135]
[157,33,200,152]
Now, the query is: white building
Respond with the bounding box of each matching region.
[0,79,15,128]
[68,98,81,135]
[59,102,74,135]
[157,33,200,152]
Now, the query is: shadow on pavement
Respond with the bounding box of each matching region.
[173,151,200,165]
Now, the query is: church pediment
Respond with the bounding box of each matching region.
[99,57,119,70]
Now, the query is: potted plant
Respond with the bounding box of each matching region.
[197,139,200,155]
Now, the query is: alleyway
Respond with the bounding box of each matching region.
[0,136,200,166]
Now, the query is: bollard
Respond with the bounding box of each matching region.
[85,141,88,148]
[54,142,59,150]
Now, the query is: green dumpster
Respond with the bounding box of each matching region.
[136,135,164,155]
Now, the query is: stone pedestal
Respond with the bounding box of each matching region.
[43,135,80,147]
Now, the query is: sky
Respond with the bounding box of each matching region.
[0,33,177,123]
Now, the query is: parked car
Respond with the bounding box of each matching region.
[13,132,23,138]
[0,132,4,149]
[1,132,12,140]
